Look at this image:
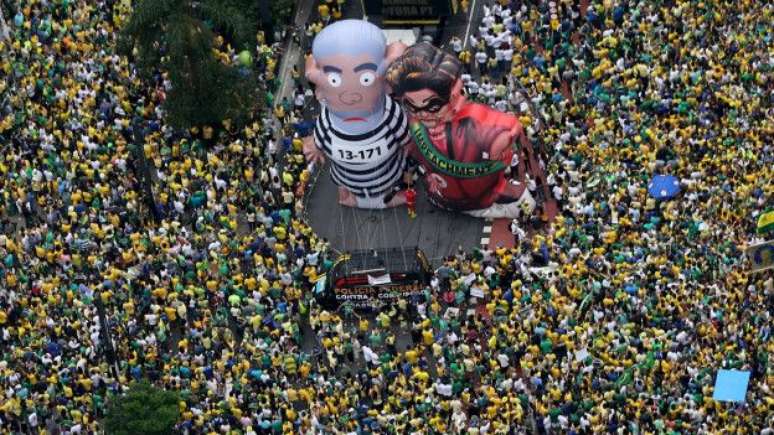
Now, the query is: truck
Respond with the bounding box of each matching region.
[313,247,432,311]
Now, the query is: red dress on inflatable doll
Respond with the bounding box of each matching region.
[408,102,524,211]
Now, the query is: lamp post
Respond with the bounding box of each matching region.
[94,295,121,379]
[0,3,10,41]
[130,122,161,223]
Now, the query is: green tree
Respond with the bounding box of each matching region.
[103,382,181,435]
[119,0,262,130]
[270,0,295,28]
[224,0,295,43]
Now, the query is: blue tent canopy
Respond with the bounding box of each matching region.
[648,174,681,200]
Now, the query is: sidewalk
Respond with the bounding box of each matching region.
[274,0,317,114]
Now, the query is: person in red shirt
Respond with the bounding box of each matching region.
[386,43,536,219]
[405,184,417,218]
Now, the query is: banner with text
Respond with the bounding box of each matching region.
[334,281,424,308]
[365,0,452,25]
[747,239,774,273]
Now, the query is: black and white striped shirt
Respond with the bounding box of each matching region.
[314,96,409,197]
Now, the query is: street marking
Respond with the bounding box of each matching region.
[480,237,489,246]
[463,0,478,49]
[482,225,492,234]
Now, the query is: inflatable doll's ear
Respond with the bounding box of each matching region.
[305,56,326,86]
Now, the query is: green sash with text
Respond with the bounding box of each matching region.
[409,122,505,179]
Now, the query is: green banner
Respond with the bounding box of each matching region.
[409,122,506,179]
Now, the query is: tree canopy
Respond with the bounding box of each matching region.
[103,382,180,435]
[119,0,263,130]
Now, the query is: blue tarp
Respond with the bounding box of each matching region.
[648,174,681,200]
[713,369,751,402]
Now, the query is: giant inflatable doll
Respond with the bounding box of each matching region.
[386,42,536,219]
[303,19,410,209]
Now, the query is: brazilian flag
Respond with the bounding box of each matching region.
[758,209,774,234]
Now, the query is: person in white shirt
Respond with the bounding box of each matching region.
[511,219,526,243]
[480,78,492,95]
[144,313,158,326]
[475,50,488,74]
[449,36,463,55]
[482,12,495,29]
[484,85,497,105]
[482,31,496,47]
[503,13,514,31]
[362,346,379,365]
[468,34,479,49]
[553,182,564,201]
[494,48,505,65]
[293,92,305,112]
[466,80,480,100]
[502,47,514,69]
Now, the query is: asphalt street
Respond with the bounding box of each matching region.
[305,164,483,263]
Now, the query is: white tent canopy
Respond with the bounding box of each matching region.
[383,28,418,46]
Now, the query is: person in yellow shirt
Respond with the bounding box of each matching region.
[404,348,419,364]
[274,104,285,121]
[422,328,434,346]
[459,49,472,66]
[164,305,177,321]
[318,3,330,23]
[331,5,342,21]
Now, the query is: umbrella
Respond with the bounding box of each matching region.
[648,175,681,200]
[757,209,774,234]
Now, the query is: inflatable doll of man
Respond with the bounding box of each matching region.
[386,42,537,219]
[303,19,410,209]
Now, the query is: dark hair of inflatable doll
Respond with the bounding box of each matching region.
[386,42,462,101]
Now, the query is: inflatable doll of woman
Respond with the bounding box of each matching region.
[386,42,539,219]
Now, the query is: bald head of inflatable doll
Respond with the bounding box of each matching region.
[306,19,407,134]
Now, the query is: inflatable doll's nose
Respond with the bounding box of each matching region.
[338,92,363,105]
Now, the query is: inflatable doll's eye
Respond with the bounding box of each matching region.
[327,72,342,87]
[359,72,376,87]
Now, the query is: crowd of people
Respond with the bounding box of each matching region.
[0,0,772,433]
[317,0,347,25]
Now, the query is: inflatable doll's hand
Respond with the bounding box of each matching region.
[303,136,326,165]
